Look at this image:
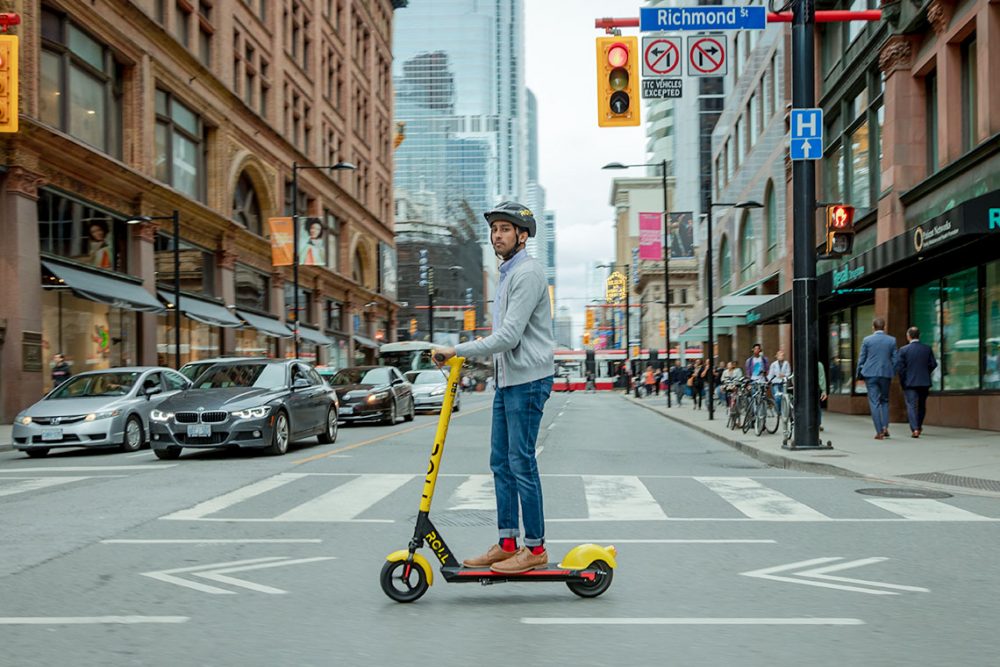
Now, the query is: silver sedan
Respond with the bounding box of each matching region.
[405,369,461,413]
[12,367,191,458]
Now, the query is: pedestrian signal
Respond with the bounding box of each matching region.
[0,35,18,133]
[824,204,856,257]
[596,36,639,127]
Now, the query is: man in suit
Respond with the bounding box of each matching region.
[856,317,898,440]
[895,326,938,438]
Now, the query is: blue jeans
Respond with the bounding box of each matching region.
[491,376,552,547]
[866,376,891,434]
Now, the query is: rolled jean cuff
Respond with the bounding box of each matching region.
[523,537,544,548]
[498,529,520,539]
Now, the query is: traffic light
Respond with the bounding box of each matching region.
[0,34,18,133]
[409,318,418,335]
[463,309,476,331]
[659,321,666,338]
[585,307,595,332]
[583,332,591,346]
[596,36,639,127]
[824,204,856,257]
[418,249,429,287]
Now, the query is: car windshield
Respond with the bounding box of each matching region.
[411,371,444,385]
[49,372,140,398]
[331,368,390,386]
[194,363,286,389]
[180,362,213,381]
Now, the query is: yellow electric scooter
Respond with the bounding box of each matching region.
[380,356,617,603]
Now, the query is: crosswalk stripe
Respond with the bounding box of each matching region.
[695,477,830,521]
[864,498,992,521]
[447,474,494,510]
[273,474,414,522]
[582,475,667,520]
[161,473,307,520]
[0,477,90,498]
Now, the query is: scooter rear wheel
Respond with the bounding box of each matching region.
[380,559,429,603]
[566,560,613,598]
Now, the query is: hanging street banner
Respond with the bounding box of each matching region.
[642,78,683,99]
[640,6,767,32]
[639,212,663,260]
[267,217,294,266]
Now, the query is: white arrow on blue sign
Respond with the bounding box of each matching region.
[640,6,767,32]
[790,108,823,161]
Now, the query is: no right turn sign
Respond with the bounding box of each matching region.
[687,35,728,77]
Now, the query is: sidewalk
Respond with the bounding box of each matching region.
[626,393,1000,498]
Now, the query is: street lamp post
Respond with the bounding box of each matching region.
[704,198,763,420]
[603,159,671,406]
[126,210,181,369]
[291,160,356,358]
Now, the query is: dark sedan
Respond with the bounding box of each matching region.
[330,366,414,425]
[148,359,338,459]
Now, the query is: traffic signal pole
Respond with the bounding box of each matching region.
[789,0,826,449]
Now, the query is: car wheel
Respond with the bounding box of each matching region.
[382,400,397,426]
[264,410,290,455]
[318,406,339,444]
[404,397,415,422]
[121,415,144,452]
[25,448,50,458]
[154,446,181,460]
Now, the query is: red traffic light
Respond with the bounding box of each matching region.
[607,42,628,68]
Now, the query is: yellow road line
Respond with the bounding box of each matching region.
[293,404,490,465]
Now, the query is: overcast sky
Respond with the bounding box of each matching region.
[524,0,648,344]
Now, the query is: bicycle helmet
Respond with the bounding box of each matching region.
[483,201,536,238]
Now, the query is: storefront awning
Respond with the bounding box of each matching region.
[158,291,242,328]
[298,326,334,346]
[352,334,381,350]
[676,323,736,342]
[42,260,164,313]
[236,310,293,338]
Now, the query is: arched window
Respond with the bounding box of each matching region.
[739,210,756,282]
[353,247,366,286]
[232,172,262,236]
[765,180,778,264]
[719,235,732,293]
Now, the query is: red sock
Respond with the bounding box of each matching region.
[529,545,545,555]
[500,538,517,553]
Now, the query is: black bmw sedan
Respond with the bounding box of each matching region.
[148,359,338,459]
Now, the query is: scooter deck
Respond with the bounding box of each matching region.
[442,564,601,584]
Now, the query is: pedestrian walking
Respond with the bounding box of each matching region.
[767,349,792,415]
[744,343,769,381]
[643,364,656,398]
[434,201,554,573]
[51,353,72,389]
[585,369,596,393]
[856,316,898,440]
[895,326,937,438]
[719,361,742,406]
[691,359,706,410]
[653,367,662,396]
[670,361,687,406]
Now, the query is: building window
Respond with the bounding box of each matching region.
[39,8,124,158]
[961,35,978,152]
[748,93,759,148]
[925,71,938,174]
[325,298,343,332]
[325,210,340,272]
[985,261,1000,390]
[155,89,205,201]
[154,234,216,296]
[765,181,778,264]
[824,70,882,211]
[285,283,313,325]
[719,235,732,293]
[739,211,755,283]
[234,263,269,312]
[197,1,213,66]
[232,172,263,236]
[175,1,191,47]
[37,190,128,273]
[942,268,979,391]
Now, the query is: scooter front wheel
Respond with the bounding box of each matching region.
[380,559,429,603]
[566,560,613,599]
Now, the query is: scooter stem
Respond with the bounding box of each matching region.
[419,356,464,514]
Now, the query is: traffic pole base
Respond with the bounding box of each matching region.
[782,441,833,450]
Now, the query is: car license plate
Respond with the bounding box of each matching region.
[186,424,212,438]
[41,428,63,442]
[338,406,354,415]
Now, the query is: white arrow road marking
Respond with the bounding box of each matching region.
[0,616,188,625]
[141,556,336,595]
[741,557,928,595]
[447,474,494,510]
[522,618,864,626]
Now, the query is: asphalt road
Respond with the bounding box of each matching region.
[2,391,999,666]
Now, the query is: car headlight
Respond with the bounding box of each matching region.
[150,409,173,422]
[17,414,31,425]
[84,409,122,422]
[231,406,270,419]
[367,391,390,403]
[430,387,445,396]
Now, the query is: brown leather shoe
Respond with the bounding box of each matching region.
[874,434,884,440]
[912,430,920,438]
[882,428,891,439]
[462,544,517,568]
[490,547,548,574]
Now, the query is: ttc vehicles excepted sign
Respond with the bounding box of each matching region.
[642,78,683,99]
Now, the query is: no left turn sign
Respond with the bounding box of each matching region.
[687,35,728,77]
[642,36,681,77]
